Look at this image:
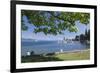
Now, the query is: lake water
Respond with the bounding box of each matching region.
[21,40,89,56]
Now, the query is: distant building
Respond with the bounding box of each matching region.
[63,37,73,43]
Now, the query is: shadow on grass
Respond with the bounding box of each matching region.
[21,55,63,63]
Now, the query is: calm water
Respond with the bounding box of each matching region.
[21,40,89,56]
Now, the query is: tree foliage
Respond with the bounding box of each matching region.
[21,10,90,35]
[75,29,90,41]
[85,29,90,41]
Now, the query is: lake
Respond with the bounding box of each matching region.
[21,40,89,56]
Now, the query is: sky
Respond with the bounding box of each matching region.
[22,15,90,41]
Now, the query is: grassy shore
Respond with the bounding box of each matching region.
[21,49,90,63]
[54,49,90,60]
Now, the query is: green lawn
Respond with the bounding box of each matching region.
[54,50,90,60]
[21,49,90,63]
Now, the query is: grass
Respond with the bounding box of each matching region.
[54,50,90,60]
[21,55,63,63]
[21,49,90,63]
